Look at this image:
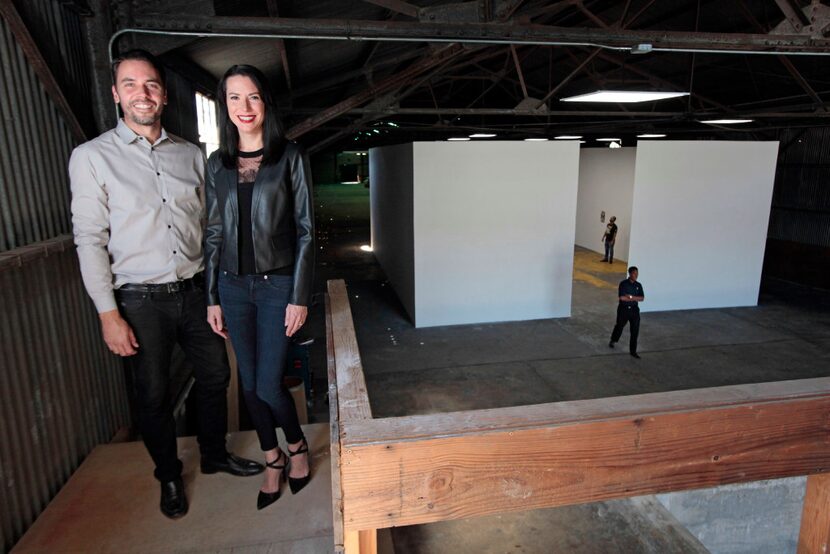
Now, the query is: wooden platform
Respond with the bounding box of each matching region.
[13,424,333,554]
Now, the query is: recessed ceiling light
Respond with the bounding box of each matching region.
[701,119,753,124]
[524,138,549,141]
[359,245,373,252]
[608,141,622,149]
[469,133,497,138]
[561,90,689,103]
[554,135,583,140]
[637,133,666,138]
[448,137,471,141]
[596,138,621,142]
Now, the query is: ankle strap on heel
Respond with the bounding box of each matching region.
[288,438,308,457]
[265,451,287,470]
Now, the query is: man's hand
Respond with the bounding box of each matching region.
[285,304,308,337]
[99,310,139,356]
[207,305,229,339]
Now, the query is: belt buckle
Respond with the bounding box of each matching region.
[165,281,180,294]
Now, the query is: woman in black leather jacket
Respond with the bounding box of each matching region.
[204,65,314,509]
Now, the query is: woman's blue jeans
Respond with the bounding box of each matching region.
[218,271,304,451]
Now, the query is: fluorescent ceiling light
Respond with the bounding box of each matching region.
[637,133,666,138]
[448,137,470,141]
[524,138,549,142]
[554,135,582,140]
[608,141,622,149]
[561,90,689,103]
[596,138,621,142]
[469,133,497,138]
[701,119,753,124]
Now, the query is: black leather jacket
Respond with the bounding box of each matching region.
[204,142,314,306]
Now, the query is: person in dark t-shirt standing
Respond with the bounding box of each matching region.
[609,266,645,358]
[601,216,618,263]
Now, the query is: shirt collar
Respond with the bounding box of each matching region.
[115,118,175,145]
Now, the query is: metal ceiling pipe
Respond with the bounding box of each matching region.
[110,15,830,60]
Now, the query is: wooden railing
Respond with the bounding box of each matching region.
[325,278,830,554]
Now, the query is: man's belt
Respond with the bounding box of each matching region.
[117,273,203,294]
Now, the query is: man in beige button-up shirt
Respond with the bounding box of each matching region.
[69,49,262,520]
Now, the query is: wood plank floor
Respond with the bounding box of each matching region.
[13,425,332,554]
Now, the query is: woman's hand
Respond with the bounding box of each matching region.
[207,305,229,339]
[285,304,308,337]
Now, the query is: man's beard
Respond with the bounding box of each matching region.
[127,111,161,126]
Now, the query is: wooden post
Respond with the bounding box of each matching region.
[798,473,830,554]
[344,529,378,554]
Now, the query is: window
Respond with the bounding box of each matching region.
[195,92,219,157]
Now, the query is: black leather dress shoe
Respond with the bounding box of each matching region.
[160,478,188,519]
[201,453,264,476]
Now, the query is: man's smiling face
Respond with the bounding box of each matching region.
[112,59,166,128]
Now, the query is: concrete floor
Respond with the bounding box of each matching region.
[305,182,830,553]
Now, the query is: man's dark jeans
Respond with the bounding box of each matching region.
[610,303,640,354]
[116,286,230,482]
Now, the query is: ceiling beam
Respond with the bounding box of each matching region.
[0,0,86,141]
[266,0,293,91]
[286,43,466,139]
[284,107,830,118]
[773,0,811,33]
[737,0,827,111]
[129,14,830,54]
[360,0,420,19]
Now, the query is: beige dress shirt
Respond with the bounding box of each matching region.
[69,119,206,313]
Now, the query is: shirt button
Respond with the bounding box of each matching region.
[167,225,171,229]
[156,172,161,176]
[173,250,177,254]
[162,198,167,203]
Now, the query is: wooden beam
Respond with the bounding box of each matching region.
[798,473,830,554]
[0,0,86,142]
[327,280,372,421]
[344,529,378,554]
[327,294,347,553]
[338,378,830,531]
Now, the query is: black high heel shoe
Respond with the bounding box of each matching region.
[257,450,287,510]
[287,438,311,494]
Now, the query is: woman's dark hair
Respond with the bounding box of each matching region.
[216,64,285,167]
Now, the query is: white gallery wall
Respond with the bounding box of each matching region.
[369,143,416,321]
[370,141,580,328]
[414,141,579,327]
[628,141,779,312]
[575,147,636,261]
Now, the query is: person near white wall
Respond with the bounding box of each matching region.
[601,216,618,263]
[609,266,644,358]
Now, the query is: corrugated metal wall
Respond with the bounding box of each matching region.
[0,9,75,252]
[0,4,131,553]
[0,238,130,554]
[770,127,830,248]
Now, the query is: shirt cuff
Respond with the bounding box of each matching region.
[92,293,118,314]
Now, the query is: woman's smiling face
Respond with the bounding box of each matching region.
[226,75,265,136]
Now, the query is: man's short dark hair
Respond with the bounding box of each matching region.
[628,266,638,275]
[111,49,166,87]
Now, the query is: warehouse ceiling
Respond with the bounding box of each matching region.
[107,0,830,152]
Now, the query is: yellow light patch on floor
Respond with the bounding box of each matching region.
[573,269,616,289]
[572,247,626,289]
